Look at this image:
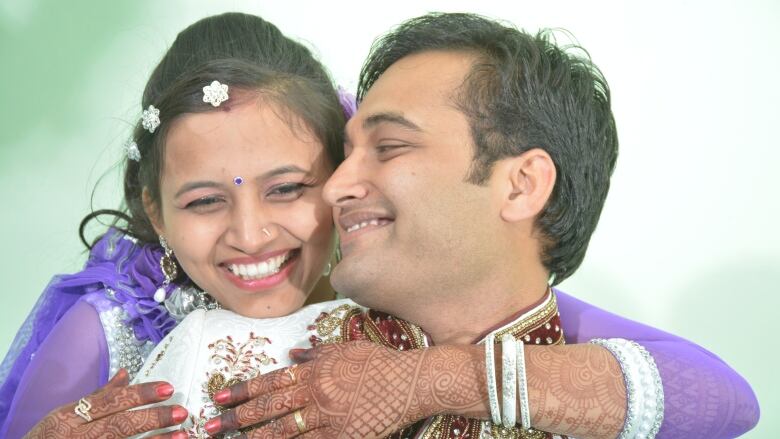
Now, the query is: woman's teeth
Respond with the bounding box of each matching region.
[228,252,292,280]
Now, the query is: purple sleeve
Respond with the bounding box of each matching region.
[556,290,759,439]
[0,300,108,439]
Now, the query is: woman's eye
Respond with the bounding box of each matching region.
[267,183,306,200]
[185,196,224,211]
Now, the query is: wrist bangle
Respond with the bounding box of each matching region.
[500,334,517,427]
[485,333,501,425]
[516,339,531,431]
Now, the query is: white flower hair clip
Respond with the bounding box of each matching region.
[203,80,229,107]
[141,105,160,133]
[124,139,141,161]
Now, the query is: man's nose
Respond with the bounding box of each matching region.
[323,150,369,208]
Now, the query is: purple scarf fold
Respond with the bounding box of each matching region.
[0,229,180,422]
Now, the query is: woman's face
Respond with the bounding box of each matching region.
[149,99,335,318]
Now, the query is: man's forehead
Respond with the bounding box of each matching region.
[349,50,475,135]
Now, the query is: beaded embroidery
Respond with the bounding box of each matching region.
[98,305,154,380]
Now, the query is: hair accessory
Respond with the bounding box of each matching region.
[74,397,93,422]
[516,338,531,431]
[233,176,244,186]
[123,139,141,162]
[484,333,501,425]
[501,334,518,427]
[141,105,161,133]
[155,236,177,303]
[203,80,229,107]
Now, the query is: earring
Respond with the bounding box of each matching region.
[155,236,178,303]
[322,261,332,276]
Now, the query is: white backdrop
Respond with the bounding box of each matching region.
[0,1,777,436]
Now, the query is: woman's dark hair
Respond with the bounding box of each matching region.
[357,13,618,284]
[80,12,345,248]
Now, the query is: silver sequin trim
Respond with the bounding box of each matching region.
[98,305,155,380]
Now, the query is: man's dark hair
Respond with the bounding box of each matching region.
[357,12,618,284]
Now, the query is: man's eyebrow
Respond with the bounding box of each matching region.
[362,112,423,132]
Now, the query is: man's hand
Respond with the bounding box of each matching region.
[203,341,488,438]
[24,368,188,439]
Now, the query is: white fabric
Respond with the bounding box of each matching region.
[131,298,358,438]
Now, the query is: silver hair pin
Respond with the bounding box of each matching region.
[203,80,229,107]
[141,105,160,133]
[124,139,141,161]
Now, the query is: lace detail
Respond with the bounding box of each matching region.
[591,338,664,439]
[98,305,155,380]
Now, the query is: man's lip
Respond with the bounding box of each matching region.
[221,248,296,266]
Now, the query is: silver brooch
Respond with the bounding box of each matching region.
[202,80,229,107]
[141,105,160,133]
[124,139,141,161]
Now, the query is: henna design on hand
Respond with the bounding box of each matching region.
[23,369,188,439]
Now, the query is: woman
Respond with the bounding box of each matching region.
[0,12,757,439]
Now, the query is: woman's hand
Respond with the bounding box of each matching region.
[24,368,188,439]
[203,341,488,438]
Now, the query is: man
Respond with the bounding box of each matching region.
[204,13,759,439]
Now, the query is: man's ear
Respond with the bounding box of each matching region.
[497,148,556,223]
[142,187,165,236]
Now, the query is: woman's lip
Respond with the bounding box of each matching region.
[222,253,298,292]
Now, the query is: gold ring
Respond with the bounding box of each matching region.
[293,409,306,433]
[285,365,297,384]
[74,397,93,422]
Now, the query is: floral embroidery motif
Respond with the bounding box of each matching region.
[309,303,361,345]
[184,332,277,438]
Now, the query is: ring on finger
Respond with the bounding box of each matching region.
[285,364,298,385]
[293,409,306,433]
[74,397,93,422]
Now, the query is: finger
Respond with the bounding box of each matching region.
[72,380,176,422]
[214,363,313,407]
[105,368,130,389]
[245,406,322,439]
[205,384,312,435]
[289,343,342,363]
[148,430,189,439]
[76,404,188,437]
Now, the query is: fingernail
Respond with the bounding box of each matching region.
[156,383,174,398]
[173,431,188,439]
[214,389,230,405]
[172,406,188,424]
[204,417,221,434]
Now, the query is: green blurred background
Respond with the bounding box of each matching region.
[1,0,777,436]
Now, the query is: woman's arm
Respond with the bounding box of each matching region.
[557,291,760,438]
[1,300,108,437]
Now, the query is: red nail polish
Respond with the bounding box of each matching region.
[214,389,230,405]
[204,417,221,434]
[171,406,188,424]
[156,383,174,398]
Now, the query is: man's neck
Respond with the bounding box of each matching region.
[411,274,549,346]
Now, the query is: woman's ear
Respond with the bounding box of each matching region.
[142,187,165,236]
[498,148,556,223]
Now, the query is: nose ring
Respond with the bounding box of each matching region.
[261,227,271,237]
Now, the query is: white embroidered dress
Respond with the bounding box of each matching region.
[131,298,358,438]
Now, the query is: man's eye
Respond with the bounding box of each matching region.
[376,144,410,158]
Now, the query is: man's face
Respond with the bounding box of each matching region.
[323,51,505,314]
